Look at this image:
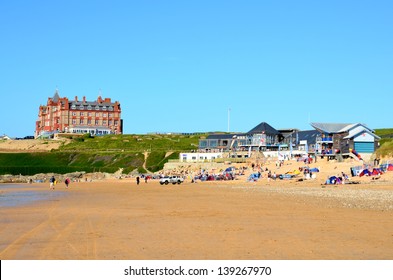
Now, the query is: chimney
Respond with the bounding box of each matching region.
[97,96,102,103]
[75,96,78,102]
[83,96,86,103]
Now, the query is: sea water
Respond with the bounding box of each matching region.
[0,184,67,207]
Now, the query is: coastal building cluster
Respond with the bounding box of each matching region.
[35,91,123,138]
[180,122,381,163]
[33,91,380,163]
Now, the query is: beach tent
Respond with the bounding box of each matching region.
[379,164,393,172]
[247,173,260,182]
[286,170,301,176]
[371,168,383,176]
[326,176,338,184]
[279,174,293,180]
[359,169,371,177]
[309,167,319,173]
[326,176,342,184]
[350,166,363,176]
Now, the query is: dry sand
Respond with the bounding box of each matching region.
[1,139,392,260]
[1,167,393,260]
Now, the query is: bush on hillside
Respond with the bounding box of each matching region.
[376,139,393,158]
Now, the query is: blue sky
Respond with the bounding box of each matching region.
[1,0,392,137]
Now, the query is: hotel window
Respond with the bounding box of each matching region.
[79,105,84,110]
[114,120,118,125]
[87,105,92,110]
[87,119,92,125]
[95,120,99,125]
[72,119,76,124]
[103,113,107,117]
[108,106,113,111]
[80,112,84,116]
[95,112,100,117]
[103,120,107,125]
[102,106,107,111]
[95,105,100,110]
[72,112,76,116]
[108,120,112,125]
[71,104,76,109]
[108,113,113,118]
[88,112,92,117]
[80,119,84,124]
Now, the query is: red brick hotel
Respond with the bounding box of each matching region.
[35,91,122,138]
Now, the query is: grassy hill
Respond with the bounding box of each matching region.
[375,128,393,137]
[375,128,393,158]
[58,133,201,152]
[1,129,393,176]
[0,134,205,175]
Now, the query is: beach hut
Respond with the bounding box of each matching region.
[310,123,380,157]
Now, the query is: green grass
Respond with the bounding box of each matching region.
[0,152,145,175]
[58,134,203,152]
[374,129,393,157]
[145,151,180,172]
[376,139,393,157]
[375,128,393,137]
[0,134,206,175]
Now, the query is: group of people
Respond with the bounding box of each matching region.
[135,175,149,185]
[49,176,70,190]
[324,172,349,185]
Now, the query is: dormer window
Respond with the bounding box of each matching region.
[71,104,76,110]
[102,106,107,111]
[87,105,92,110]
[95,105,100,110]
[79,105,84,110]
[108,106,113,111]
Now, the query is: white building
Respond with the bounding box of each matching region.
[180,152,223,163]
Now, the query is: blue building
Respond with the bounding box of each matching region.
[310,123,380,154]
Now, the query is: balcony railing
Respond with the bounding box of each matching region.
[316,136,333,142]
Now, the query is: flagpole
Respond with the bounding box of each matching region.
[227,108,231,133]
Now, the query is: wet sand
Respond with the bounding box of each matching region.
[1,179,392,260]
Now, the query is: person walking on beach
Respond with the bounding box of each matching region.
[65,177,70,189]
[50,176,56,190]
[136,176,140,185]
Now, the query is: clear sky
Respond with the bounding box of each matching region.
[1,0,392,137]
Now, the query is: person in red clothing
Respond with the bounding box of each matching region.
[65,177,70,189]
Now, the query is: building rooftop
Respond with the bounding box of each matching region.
[248,122,280,135]
[310,123,353,133]
[296,130,320,144]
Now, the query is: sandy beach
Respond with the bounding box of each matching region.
[1,164,393,260]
